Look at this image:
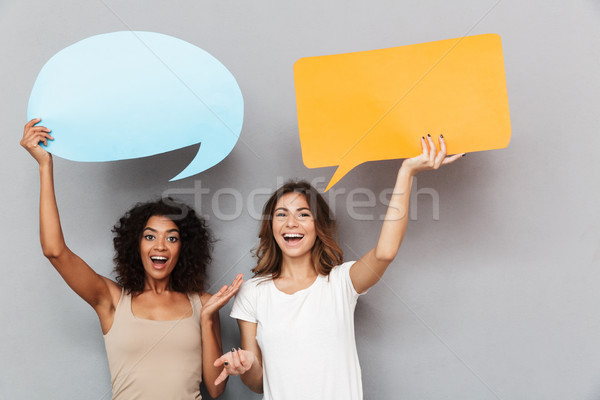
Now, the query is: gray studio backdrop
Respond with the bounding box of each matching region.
[2,1,600,399]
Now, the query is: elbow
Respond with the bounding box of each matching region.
[207,386,225,399]
[251,387,264,395]
[241,377,263,394]
[249,381,264,394]
[41,244,67,260]
[42,248,60,260]
[374,249,397,263]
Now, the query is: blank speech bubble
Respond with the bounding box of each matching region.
[27,31,244,180]
[294,34,511,191]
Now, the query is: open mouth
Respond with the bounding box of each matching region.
[150,256,168,268]
[283,233,304,244]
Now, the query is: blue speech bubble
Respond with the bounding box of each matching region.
[27,31,244,180]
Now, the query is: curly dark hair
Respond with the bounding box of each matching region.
[112,197,214,294]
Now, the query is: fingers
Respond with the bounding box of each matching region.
[420,136,428,157]
[426,134,436,161]
[438,134,447,153]
[24,118,41,129]
[28,132,54,147]
[214,355,225,367]
[236,348,248,368]
[213,347,253,385]
[215,284,229,297]
[21,130,54,148]
[232,273,244,286]
[230,273,244,292]
[21,119,54,164]
[22,118,53,147]
[203,275,245,314]
[231,347,242,371]
[433,135,447,169]
[405,134,461,175]
[219,274,244,301]
[442,153,465,165]
[29,126,51,134]
[38,132,54,146]
[24,118,51,139]
[214,368,230,386]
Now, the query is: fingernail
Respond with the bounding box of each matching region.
[224,361,229,366]
[440,134,444,138]
[231,348,236,352]
[421,136,425,140]
[462,153,467,157]
[427,134,431,137]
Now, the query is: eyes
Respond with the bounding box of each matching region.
[143,234,179,243]
[274,211,313,220]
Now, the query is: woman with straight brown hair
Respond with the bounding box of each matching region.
[215,135,463,399]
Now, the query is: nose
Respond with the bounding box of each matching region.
[285,214,298,227]
[153,236,167,251]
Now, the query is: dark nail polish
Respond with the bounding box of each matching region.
[231,348,236,352]
[224,361,229,366]
[440,134,444,138]
[421,136,425,140]
[427,134,431,137]
[462,153,467,157]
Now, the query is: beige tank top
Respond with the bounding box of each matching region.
[103,289,203,400]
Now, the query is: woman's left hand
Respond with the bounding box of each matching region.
[400,134,464,176]
[200,273,244,319]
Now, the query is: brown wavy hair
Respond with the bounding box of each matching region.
[112,198,214,294]
[252,180,343,279]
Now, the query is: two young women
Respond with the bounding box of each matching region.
[22,118,461,399]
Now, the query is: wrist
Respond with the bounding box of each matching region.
[398,163,415,178]
[39,157,53,171]
[200,312,216,326]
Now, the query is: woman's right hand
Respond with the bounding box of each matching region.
[213,348,257,385]
[20,118,53,165]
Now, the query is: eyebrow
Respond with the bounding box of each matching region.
[274,207,311,212]
[143,227,180,233]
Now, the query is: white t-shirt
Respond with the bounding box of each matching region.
[230,261,364,400]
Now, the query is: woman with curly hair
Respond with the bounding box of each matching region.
[214,135,463,399]
[21,118,242,400]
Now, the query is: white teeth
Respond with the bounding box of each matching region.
[283,234,304,238]
[151,256,168,261]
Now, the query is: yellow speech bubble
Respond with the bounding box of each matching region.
[293,34,511,191]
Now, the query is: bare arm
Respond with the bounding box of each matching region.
[238,320,263,393]
[350,135,463,294]
[21,119,119,332]
[213,320,263,393]
[200,274,243,398]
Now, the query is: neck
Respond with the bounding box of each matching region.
[280,253,317,280]
[143,277,171,294]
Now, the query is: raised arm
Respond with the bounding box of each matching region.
[350,135,463,294]
[20,118,119,332]
[213,319,264,393]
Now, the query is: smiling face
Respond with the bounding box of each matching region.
[139,215,181,283]
[272,192,317,261]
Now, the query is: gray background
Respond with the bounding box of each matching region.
[2,0,600,399]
